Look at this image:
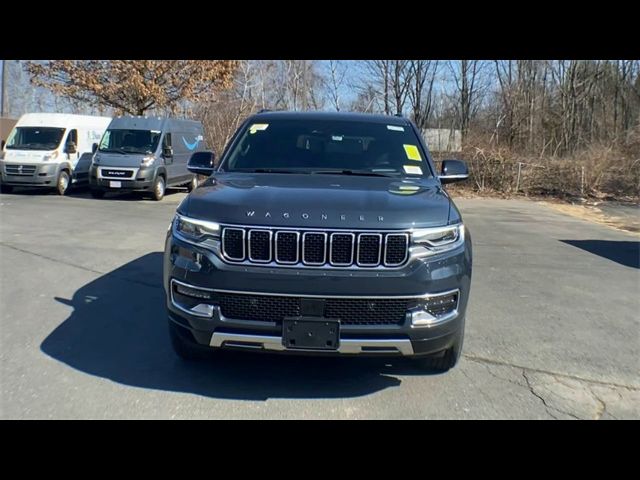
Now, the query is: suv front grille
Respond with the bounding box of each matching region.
[214,292,408,325]
[221,226,409,269]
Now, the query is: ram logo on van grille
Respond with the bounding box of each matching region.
[102,169,133,178]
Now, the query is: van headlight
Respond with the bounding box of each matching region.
[174,214,220,242]
[141,156,155,167]
[43,151,59,162]
[411,224,464,255]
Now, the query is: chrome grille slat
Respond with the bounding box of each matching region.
[384,233,409,266]
[302,232,327,265]
[220,226,409,269]
[247,229,272,263]
[357,233,383,266]
[329,233,355,266]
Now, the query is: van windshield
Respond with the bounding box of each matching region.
[99,129,161,155]
[222,119,433,178]
[6,127,66,150]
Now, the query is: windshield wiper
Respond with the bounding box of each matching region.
[99,148,127,155]
[310,169,398,178]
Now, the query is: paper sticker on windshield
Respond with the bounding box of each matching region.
[249,123,269,134]
[403,144,422,161]
[403,165,423,175]
[399,185,420,191]
[387,125,405,132]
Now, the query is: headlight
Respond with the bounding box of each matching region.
[174,214,220,242]
[43,151,59,162]
[411,224,464,255]
[93,154,101,165]
[141,156,155,167]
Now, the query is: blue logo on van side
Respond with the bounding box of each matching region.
[182,136,200,151]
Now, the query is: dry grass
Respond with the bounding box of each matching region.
[437,127,640,202]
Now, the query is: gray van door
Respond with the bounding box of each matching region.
[172,129,202,186]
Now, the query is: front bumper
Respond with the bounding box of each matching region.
[164,231,472,357]
[0,161,59,187]
[89,165,154,192]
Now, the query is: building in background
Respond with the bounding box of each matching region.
[422,128,462,153]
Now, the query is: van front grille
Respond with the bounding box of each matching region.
[5,164,36,176]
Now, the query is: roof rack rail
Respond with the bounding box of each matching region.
[257,108,271,113]
[394,113,404,117]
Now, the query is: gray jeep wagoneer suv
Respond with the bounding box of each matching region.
[164,111,472,372]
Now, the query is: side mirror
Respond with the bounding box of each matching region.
[1,140,5,150]
[188,151,216,176]
[439,159,469,184]
[65,142,77,154]
[162,146,173,158]
[92,143,98,154]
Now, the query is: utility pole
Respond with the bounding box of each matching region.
[1,60,6,117]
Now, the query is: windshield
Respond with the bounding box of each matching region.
[222,119,432,177]
[5,127,66,150]
[98,129,161,155]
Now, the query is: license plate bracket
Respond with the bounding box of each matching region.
[109,180,122,188]
[282,317,340,351]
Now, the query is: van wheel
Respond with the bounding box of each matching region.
[152,176,165,201]
[412,323,465,373]
[186,175,199,192]
[56,171,70,195]
[0,184,13,194]
[90,189,105,199]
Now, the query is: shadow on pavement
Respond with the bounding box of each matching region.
[561,239,640,269]
[40,252,437,401]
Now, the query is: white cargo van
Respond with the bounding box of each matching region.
[0,113,112,195]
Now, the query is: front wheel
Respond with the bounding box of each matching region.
[152,175,165,201]
[56,171,70,196]
[412,324,465,373]
[169,322,214,361]
[186,175,199,193]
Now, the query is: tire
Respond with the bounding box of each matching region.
[152,175,165,201]
[412,324,465,373]
[168,322,213,362]
[186,175,199,193]
[56,170,70,196]
[0,184,13,194]
[90,189,105,199]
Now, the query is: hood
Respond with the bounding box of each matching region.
[183,172,452,229]
[2,149,56,164]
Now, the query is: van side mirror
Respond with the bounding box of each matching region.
[439,160,469,184]
[162,146,173,158]
[1,140,5,150]
[92,143,98,154]
[188,151,216,176]
[65,142,77,154]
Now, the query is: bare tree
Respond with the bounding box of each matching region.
[408,60,439,129]
[324,60,348,111]
[448,60,487,136]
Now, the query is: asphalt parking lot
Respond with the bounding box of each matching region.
[1,187,638,419]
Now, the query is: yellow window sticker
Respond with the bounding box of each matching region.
[403,144,422,161]
[403,165,423,175]
[249,123,269,134]
[399,185,419,191]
